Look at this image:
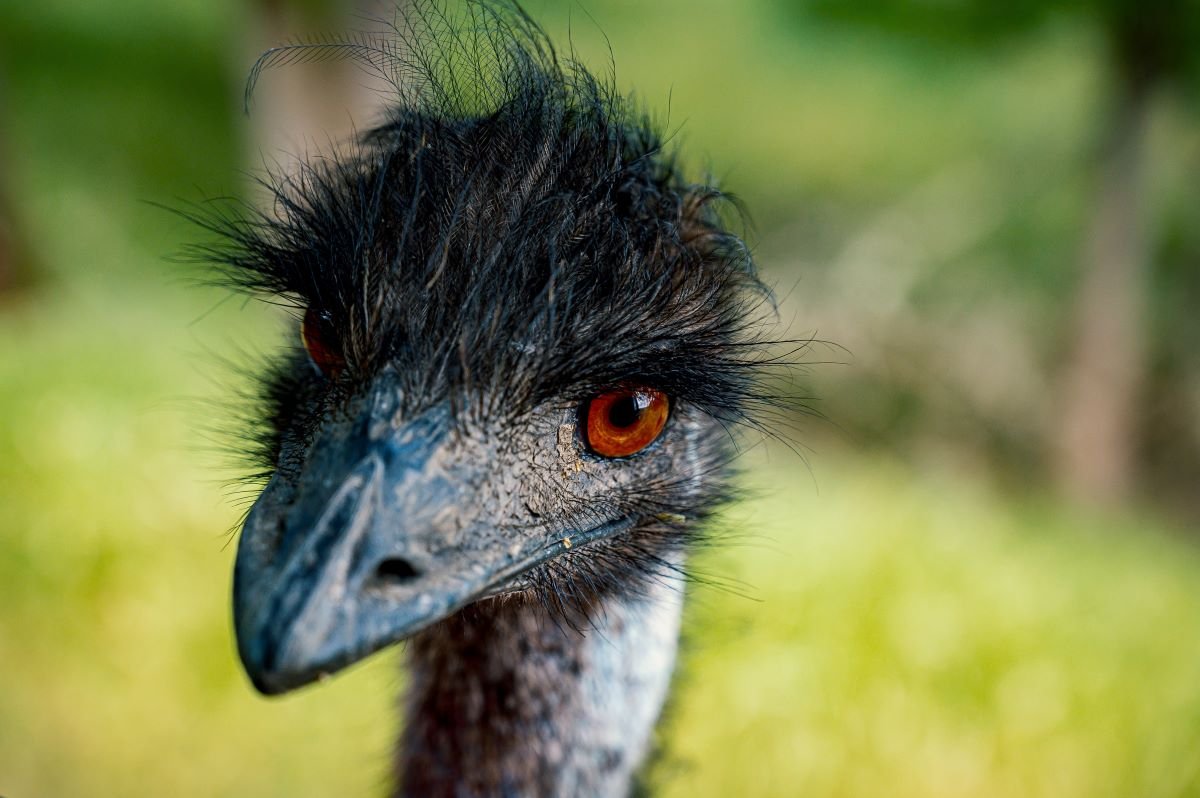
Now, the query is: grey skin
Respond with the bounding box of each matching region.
[233,365,726,794]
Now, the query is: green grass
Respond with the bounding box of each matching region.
[654,465,1200,798]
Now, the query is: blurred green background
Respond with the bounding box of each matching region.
[2,0,1200,796]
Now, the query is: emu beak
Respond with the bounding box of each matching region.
[232,394,631,695]
[232,404,510,694]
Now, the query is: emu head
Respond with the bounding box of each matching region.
[205,11,776,695]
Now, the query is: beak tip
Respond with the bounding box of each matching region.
[246,668,288,697]
[235,603,364,696]
[238,636,314,696]
[237,632,284,695]
[233,606,306,695]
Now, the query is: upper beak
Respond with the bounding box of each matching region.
[232,399,623,695]
[235,405,497,694]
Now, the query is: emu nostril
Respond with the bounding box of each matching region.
[374,557,422,584]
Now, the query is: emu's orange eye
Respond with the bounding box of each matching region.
[301,307,345,377]
[585,387,670,458]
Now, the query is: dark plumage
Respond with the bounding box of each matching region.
[192,3,784,795]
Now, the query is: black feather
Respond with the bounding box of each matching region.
[197,1,780,434]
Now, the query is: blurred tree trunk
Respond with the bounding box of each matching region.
[1051,71,1153,505]
[247,0,394,171]
[0,73,39,299]
[0,180,36,297]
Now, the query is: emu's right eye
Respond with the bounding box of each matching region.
[584,386,670,458]
[301,307,345,377]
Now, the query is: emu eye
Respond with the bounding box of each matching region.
[301,307,345,377]
[585,387,670,458]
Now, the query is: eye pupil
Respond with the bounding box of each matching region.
[607,395,642,429]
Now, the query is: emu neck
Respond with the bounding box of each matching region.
[396,573,685,797]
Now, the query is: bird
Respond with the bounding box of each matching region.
[196,2,781,795]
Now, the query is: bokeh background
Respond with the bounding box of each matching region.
[3,0,1200,796]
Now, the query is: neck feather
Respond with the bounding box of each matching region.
[394,570,685,797]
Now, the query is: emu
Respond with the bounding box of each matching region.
[202,4,779,795]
